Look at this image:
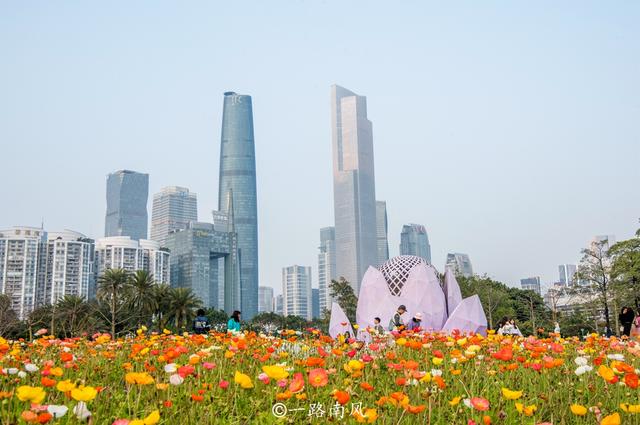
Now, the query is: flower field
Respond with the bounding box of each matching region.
[1,329,640,424]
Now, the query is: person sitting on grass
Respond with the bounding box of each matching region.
[193,309,211,334]
[407,312,423,331]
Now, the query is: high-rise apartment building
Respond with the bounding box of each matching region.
[105,170,149,241]
[150,186,197,246]
[317,227,336,315]
[520,276,542,295]
[399,224,431,264]
[258,286,274,313]
[282,265,312,320]
[445,253,473,277]
[558,264,577,286]
[218,91,259,319]
[94,236,170,286]
[0,227,46,319]
[331,85,378,293]
[42,230,95,305]
[376,201,389,265]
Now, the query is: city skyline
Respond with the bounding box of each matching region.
[1,2,638,297]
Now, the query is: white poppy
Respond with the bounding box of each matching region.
[47,405,69,418]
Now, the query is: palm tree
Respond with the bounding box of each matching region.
[127,270,157,326]
[54,295,95,337]
[167,287,202,331]
[97,268,131,338]
[152,284,172,331]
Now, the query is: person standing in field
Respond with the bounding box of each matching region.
[227,310,241,333]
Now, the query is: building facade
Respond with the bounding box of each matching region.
[0,227,47,319]
[104,170,149,241]
[258,286,274,313]
[42,230,95,305]
[165,220,238,310]
[275,294,284,316]
[94,237,170,290]
[558,264,577,286]
[331,85,378,294]
[312,288,320,319]
[218,91,259,319]
[399,224,431,264]
[520,276,542,295]
[317,227,336,315]
[282,265,312,320]
[376,201,389,265]
[150,186,197,246]
[445,253,473,277]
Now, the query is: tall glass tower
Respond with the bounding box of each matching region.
[399,224,431,264]
[105,170,149,241]
[218,91,258,319]
[331,85,378,294]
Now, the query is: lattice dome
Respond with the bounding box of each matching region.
[377,255,428,296]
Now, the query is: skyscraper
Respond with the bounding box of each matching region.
[317,227,336,315]
[218,91,259,319]
[150,186,197,246]
[0,226,46,319]
[400,224,432,264]
[312,288,320,319]
[331,85,378,293]
[165,220,238,310]
[105,170,149,241]
[258,286,274,313]
[446,253,473,277]
[376,201,389,265]
[558,264,577,286]
[520,276,542,295]
[282,265,312,320]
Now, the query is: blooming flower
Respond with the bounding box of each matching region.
[470,397,490,411]
[601,413,621,425]
[515,402,537,416]
[56,380,76,393]
[620,403,640,413]
[309,368,329,388]
[501,387,523,400]
[288,372,304,393]
[16,386,46,404]
[570,404,587,416]
[47,405,69,418]
[71,386,97,402]
[262,365,289,380]
[169,374,184,386]
[234,371,254,389]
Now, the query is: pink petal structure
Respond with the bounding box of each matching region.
[443,267,463,316]
[329,302,354,339]
[348,255,486,338]
[441,295,488,335]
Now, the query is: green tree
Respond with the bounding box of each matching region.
[0,294,21,337]
[329,277,358,323]
[152,284,172,331]
[97,268,132,338]
[460,275,514,330]
[576,240,614,332]
[127,270,157,326]
[609,222,640,309]
[54,296,100,337]
[168,287,202,331]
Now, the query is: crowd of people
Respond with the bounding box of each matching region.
[192,304,640,339]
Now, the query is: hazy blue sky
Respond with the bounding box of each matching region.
[1,2,638,294]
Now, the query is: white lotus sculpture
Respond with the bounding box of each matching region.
[354,255,487,336]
